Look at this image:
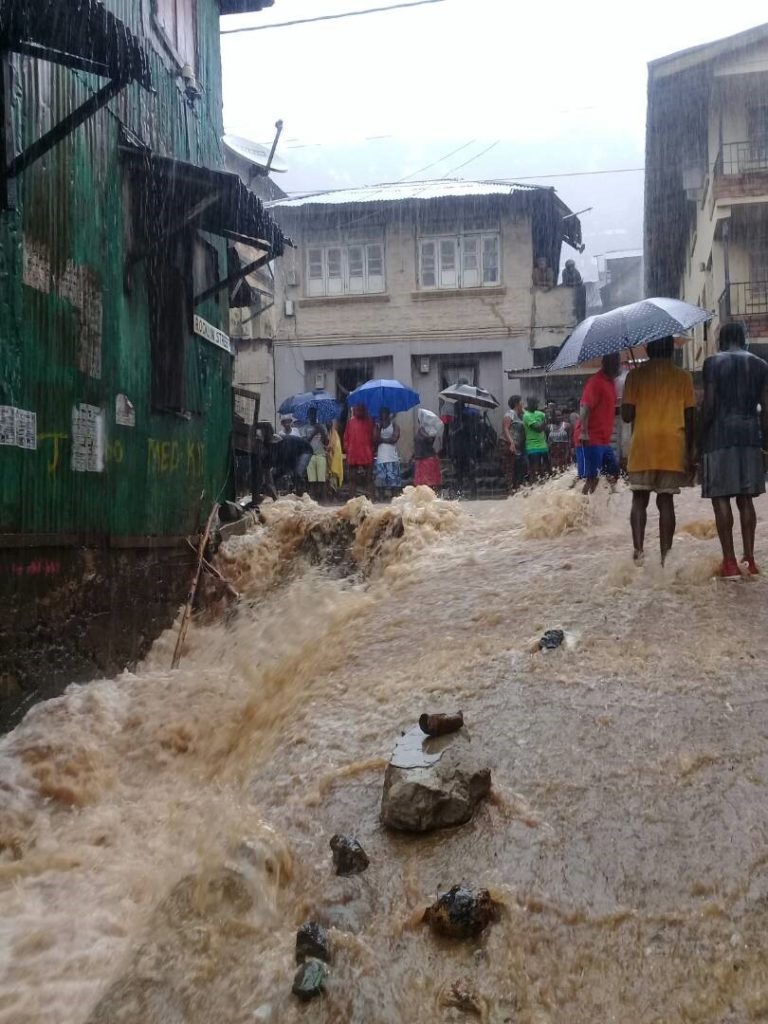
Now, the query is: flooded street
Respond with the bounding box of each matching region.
[3,478,768,1023]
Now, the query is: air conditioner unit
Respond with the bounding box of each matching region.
[285,270,298,286]
[284,299,295,317]
[418,356,430,374]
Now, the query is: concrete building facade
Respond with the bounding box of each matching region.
[646,23,768,370]
[267,181,583,453]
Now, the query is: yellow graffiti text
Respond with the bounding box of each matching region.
[38,432,68,475]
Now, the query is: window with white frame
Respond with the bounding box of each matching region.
[419,230,500,290]
[154,0,197,68]
[306,242,385,296]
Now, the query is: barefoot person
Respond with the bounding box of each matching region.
[579,353,620,494]
[621,336,695,565]
[701,322,768,578]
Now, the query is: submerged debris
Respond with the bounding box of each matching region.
[330,834,369,875]
[292,958,329,1000]
[539,628,565,651]
[439,977,484,1016]
[423,886,501,939]
[419,711,464,736]
[296,921,330,963]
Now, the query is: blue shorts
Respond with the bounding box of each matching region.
[582,444,619,479]
[576,447,586,479]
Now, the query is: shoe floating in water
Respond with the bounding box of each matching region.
[720,559,742,580]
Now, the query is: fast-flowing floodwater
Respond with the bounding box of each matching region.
[3,477,768,1023]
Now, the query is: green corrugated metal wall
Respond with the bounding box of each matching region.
[0,0,234,538]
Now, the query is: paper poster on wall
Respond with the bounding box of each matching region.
[71,404,104,473]
[0,406,37,449]
[22,238,103,379]
[115,394,136,427]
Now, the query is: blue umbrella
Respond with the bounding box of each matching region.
[278,389,341,424]
[347,379,420,418]
[550,297,712,371]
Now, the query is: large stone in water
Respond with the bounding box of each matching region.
[329,834,369,875]
[423,886,500,939]
[295,921,330,963]
[292,958,329,1000]
[380,726,491,832]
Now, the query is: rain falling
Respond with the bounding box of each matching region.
[2,2,768,1022]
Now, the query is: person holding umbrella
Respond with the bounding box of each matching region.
[578,353,621,494]
[373,407,401,500]
[621,336,696,565]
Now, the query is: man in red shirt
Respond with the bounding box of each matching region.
[579,353,620,494]
[343,404,375,497]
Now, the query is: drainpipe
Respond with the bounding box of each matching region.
[723,218,731,319]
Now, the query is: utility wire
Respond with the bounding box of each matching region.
[443,140,501,175]
[397,139,477,182]
[281,166,647,193]
[221,0,447,34]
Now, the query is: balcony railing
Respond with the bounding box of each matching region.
[714,137,768,177]
[718,281,768,322]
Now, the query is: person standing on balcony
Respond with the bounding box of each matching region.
[561,259,583,287]
[701,322,768,578]
[532,256,554,290]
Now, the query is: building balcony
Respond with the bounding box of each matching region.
[718,281,768,339]
[713,138,768,200]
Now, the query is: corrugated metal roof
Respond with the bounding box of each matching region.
[268,179,543,209]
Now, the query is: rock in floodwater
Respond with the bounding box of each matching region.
[380,726,491,832]
[419,711,464,736]
[539,628,565,650]
[424,886,501,939]
[295,921,330,963]
[292,958,329,1000]
[330,834,369,875]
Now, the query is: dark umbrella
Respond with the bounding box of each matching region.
[551,297,712,371]
[439,383,499,409]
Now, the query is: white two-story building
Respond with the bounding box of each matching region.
[646,23,768,370]
[267,180,583,452]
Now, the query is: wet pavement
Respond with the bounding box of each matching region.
[2,476,768,1023]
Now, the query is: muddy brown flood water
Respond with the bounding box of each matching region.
[3,476,768,1023]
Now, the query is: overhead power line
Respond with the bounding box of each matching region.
[444,140,500,175]
[397,139,477,182]
[280,166,648,195]
[221,0,447,34]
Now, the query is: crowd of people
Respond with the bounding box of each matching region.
[252,321,768,578]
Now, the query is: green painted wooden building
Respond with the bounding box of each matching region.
[0,0,285,724]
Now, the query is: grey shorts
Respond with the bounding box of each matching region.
[701,447,766,499]
[629,470,687,495]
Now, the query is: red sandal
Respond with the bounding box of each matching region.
[720,559,742,580]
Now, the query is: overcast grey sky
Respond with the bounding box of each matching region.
[221,1,767,277]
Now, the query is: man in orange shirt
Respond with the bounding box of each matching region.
[621,336,696,565]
